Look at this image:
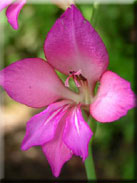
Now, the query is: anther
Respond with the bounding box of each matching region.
[65,70,82,88]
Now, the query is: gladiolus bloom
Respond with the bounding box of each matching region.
[0,0,75,30]
[0,0,26,30]
[0,5,135,177]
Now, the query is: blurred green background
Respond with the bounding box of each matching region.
[1,2,135,181]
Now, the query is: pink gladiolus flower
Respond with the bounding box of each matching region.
[0,0,74,30]
[0,0,26,30]
[0,5,136,177]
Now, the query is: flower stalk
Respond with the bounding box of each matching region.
[85,138,96,180]
[83,112,97,180]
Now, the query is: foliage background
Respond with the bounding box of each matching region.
[0,2,135,180]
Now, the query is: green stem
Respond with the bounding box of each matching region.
[85,136,96,180]
[90,1,99,27]
[84,114,97,180]
[84,2,99,179]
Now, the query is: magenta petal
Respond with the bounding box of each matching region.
[0,0,13,11]
[42,114,72,177]
[21,100,70,151]
[63,106,93,161]
[6,0,26,30]
[90,71,136,122]
[0,58,73,108]
[44,5,108,83]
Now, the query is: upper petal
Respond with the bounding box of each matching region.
[63,105,93,161]
[44,5,109,83]
[42,112,72,177]
[0,58,77,108]
[6,0,26,30]
[21,100,70,151]
[90,71,136,122]
[0,0,13,11]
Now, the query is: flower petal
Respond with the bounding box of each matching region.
[90,71,136,122]
[42,113,72,177]
[6,0,26,30]
[44,5,108,83]
[0,58,77,108]
[21,100,70,151]
[0,0,13,12]
[63,106,93,161]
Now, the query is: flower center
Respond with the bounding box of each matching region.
[65,70,91,105]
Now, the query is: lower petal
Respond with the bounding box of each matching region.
[90,71,136,122]
[21,100,70,150]
[6,0,26,30]
[42,139,72,177]
[42,114,72,177]
[63,106,93,161]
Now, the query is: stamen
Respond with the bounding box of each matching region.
[74,78,81,88]
[73,70,82,75]
[65,70,91,105]
[65,69,82,88]
[65,75,72,87]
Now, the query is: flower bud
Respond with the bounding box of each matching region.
[51,0,75,10]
